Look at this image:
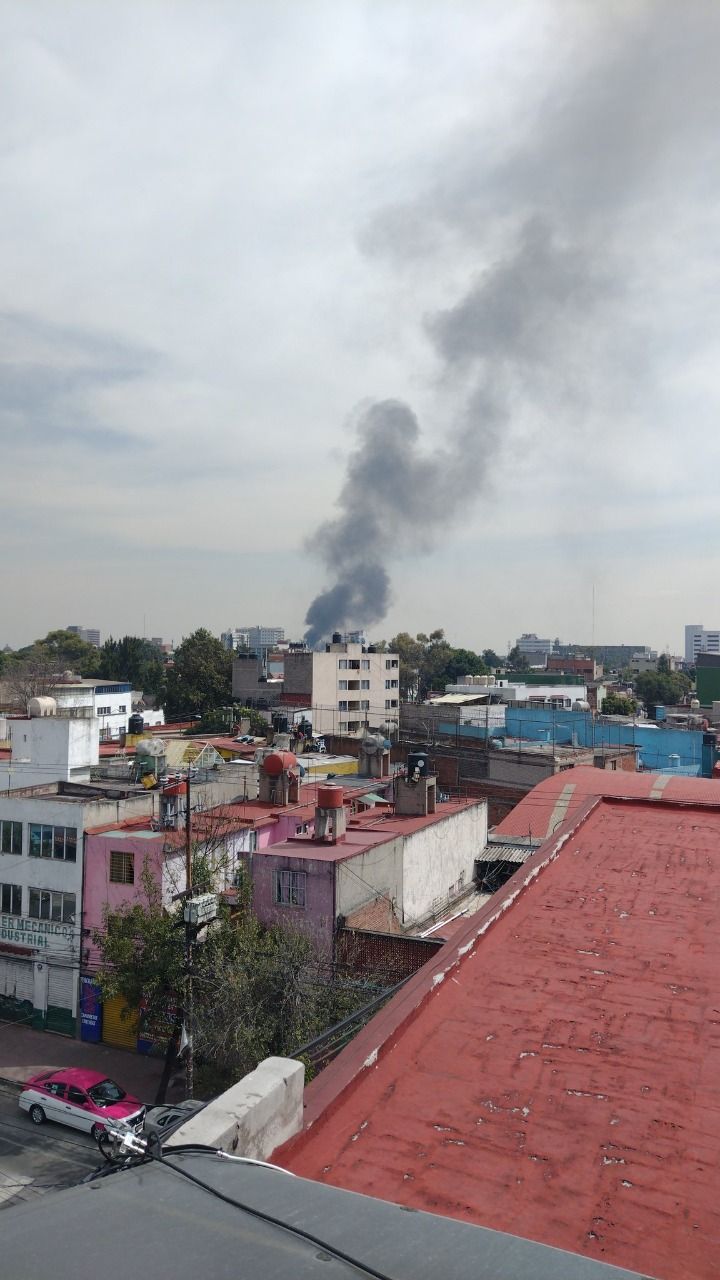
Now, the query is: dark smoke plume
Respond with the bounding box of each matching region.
[304,3,719,644]
[304,221,601,644]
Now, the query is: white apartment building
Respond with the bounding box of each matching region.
[516,633,554,661]
[284,640,400,737]
[684,625,720,664]
[52,679,134,741]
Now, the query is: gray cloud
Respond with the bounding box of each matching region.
[0,311,157,452]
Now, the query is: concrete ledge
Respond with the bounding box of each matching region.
[166,1056,304,1159]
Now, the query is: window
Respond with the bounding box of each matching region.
[67,1086,88,1106]
[361,659,370,670]
[338,699,348,711]
[0,821,22,856]
[338,660,348,670]
[46,1082,66,1098]
[273,869,306,908]
[118,704,127,713]
[97,705,111,715]
[360,680,370,690]
[385,659,398,669]
[338,679,348,690]
[347,721,360,732]
[385,699,399,710]
[385,679,399,690]
[29,825,77,862]
[0,883,21,915]
[109,851,134,884]
[360,700,370,711]
[28,889,76,924]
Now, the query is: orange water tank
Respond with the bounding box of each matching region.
[317,784,344,808]
[262,751,298,776]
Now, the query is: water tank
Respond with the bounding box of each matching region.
[573,700,590,711]
[332,632,343,644]
[272,713,289,734]
[690,698,700,710]
[262,750,298,776]
[28,697,57,717]
[317,784,344,808]
[407,750,429,778]
[128,712,145,734]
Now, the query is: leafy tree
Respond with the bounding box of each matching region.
[93,855,388,1094]
[506,646,530,671]
[635,670,691,709]
[601,692,637,716]
[4,646,58,710]
[163,629,233,720]
[99,636,166,700]
[482,648,502,669]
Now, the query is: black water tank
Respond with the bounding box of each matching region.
[407,750,429,778]
[128,713,145,735]
[332,631,343,644]
[272,713,289,733]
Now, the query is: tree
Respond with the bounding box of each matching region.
[482,649,501,669]
[99,636,166,701]
[4,646,58,710]
[601,692,637,716]
[93,853,388,1094]
[506,646,530,671]
[163,629,233,720]
[635,670,691,709]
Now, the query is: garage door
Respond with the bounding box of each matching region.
[0,957,34,1025]
[102,994,139,1050]
[46,964,76,1037]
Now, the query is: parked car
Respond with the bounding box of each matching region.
[143,1098,206,1142]
[18,1068,145,1142]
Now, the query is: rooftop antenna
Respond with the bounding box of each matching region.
[591,583,596,654]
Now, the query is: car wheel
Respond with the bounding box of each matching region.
[29,1104,45,1125]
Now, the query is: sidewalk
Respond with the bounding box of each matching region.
[0,1023,186,1105]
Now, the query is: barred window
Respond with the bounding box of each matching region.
[109,851,135,884]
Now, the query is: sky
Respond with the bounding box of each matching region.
[1,0,719,654]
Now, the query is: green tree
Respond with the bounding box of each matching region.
[163,628,233,720]
[601,692,638,716]
[635,670,691,709]
[482,648,501,669]
[99,636,166,700]
[93,855,388,1094]
[506,645,530,671]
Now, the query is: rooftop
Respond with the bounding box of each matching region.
[493,765,720,840]
[261,797,483,864]
[277,792,720,1280]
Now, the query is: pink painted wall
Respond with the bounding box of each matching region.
[83,830,166,967]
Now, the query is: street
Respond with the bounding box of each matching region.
[0,1085,102,1210]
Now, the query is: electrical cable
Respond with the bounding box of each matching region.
[153,1147,398,1280]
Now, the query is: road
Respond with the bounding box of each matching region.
[0,1085,103,1210]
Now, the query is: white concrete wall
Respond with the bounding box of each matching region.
[401,802,488,925]
[166,1056,304,1158]
[1,716,99,788]
[336,838,403,919]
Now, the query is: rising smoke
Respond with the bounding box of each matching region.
[304,2,720,645]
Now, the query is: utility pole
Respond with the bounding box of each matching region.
[184,763,194,1099]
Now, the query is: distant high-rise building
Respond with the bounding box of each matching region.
[685,624,720,664]
[221,626,284,654]
[67,625,101,647]
[515,633,553,661]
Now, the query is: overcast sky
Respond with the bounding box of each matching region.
[2,0,719,653]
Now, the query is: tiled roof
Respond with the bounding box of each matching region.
[277,792,720,1280]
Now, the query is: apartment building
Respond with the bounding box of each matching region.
[284,638,400,737]
[685,623,720,664]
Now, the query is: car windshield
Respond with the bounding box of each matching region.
[87,1078,126,1106]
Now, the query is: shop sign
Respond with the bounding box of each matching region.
[0,914,75,949]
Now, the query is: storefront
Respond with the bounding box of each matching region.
[0,914,79,1036]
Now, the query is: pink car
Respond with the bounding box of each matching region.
[18,1068,145,1142]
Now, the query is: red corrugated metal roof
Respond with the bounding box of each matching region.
[277,793,720,1280]
[493,766,720,840]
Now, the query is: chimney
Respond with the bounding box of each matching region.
[314,784,346,843]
